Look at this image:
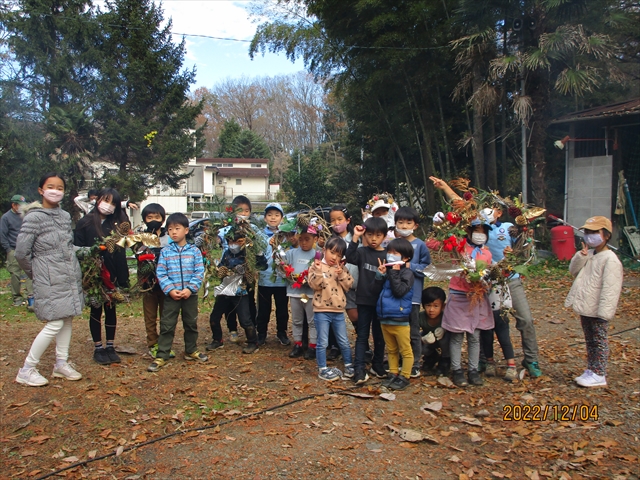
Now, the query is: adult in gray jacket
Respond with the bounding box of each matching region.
[15,173,84,387]
[0,194,33,307]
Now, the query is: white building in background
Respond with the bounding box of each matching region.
[187,157,270,202]
[84,157,273,227]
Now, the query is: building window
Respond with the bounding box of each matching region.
[224,163,233,168]
[251,163,262,168]
[218,180,223,185]
[236,178,242,185]
[215,163,223,167]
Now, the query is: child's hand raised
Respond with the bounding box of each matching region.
[580,241,589,256]
[353,225,365,239]
[391,263,401,270]
[377,258,387,275]
[334,263,343,276]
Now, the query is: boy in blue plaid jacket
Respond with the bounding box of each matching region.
[148,213,206,372]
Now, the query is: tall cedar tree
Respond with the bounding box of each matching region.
[94,0,204,200]
[5,0,97,110]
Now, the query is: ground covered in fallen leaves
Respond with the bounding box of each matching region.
[1,265,639,480]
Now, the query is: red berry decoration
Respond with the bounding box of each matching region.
[463,192,473,201]
[508,206,522,218]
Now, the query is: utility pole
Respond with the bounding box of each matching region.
[521,78,528,204]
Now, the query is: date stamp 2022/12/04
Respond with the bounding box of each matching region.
[503,404,599,422]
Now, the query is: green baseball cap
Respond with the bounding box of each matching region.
[10,195,26,204]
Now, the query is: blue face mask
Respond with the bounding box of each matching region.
[583,233,604,248]
[229,244,242,254]
[386,253,401,263]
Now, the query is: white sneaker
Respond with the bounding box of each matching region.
[52,362,83,381]
[574,369,592,383]
[16,367,49,387]
[575,370,607,387]
[229,332,239,343]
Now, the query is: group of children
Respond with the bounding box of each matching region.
[12,173,623,392]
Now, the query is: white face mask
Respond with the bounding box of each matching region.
[237,215,249,221]
[386,253,402,263]
[43,189,64,204]
[471,233,487,245]
[228,244,242,254]
[98,201,115,215]
[395,228,413,237]
[584,233,604,248]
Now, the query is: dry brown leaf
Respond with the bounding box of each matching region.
[460,416,482,426]
[21,449,37,457]
[28,435,51,444]
[421,401,443,412]
[342,392,375,399]
[379,393,396,401]
[62,456,79,463]
[7,401,29,409]
[115,446,124,457]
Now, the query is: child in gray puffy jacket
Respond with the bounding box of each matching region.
[15,173,85,387]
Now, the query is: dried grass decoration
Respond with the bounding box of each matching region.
[199,207,267,300]
[424,179,546,311]
[77,222,160,307]
[271,209,329,297]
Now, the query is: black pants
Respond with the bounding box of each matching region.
[227,286,257,329]
[354,304,385,372]
[90,303,117,343]
[480,311,515,360]
[209,295,257,343]
[256,286,289,337]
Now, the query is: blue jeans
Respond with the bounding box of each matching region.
[314,312,353,369]
[354,304,385,372]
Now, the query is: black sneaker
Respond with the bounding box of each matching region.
[364,350,374,364]
[257,334,266,346]
[243,343,259,354]
[304,347,316,360]
[277,332,291,346]
[468,370,483,386]
[326,346,341,361]
[206,340,224,351]
[452,369,468,387]
[436,358,451,376]
[289,344,303,358]
[93,348,111,365]
[389,375,411,391]
[105,346,121,363]
[381,373,397,388]
[369,364,387,379]
[410,366,421,378]
[354,369,369,385]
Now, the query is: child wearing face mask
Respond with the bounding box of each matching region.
[375,238,415,391]
[441,219,494,388]
[307,236,354,381]
[15,173,85,387]
[138,203,171,358]
[74,188,130,365]
[207,229,266,354]
[393,207,431,378]
[565,216,623,388]
[326,205,359,361]
[217,195,259,342]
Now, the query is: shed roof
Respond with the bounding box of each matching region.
[551,98,640,124]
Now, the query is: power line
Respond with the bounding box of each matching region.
[24,12,449,51]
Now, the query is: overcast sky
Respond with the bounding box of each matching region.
[159,0,305,89]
